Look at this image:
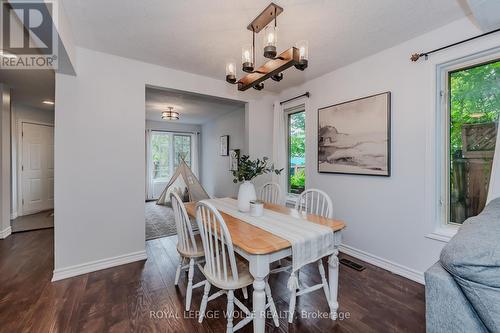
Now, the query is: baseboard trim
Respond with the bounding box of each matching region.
[339,244,425,285]
[52,250,147,282]
[0,226,12,239]
[10,212,18,220]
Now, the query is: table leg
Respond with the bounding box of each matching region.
[249,255,270,333]
[328,249,339,320]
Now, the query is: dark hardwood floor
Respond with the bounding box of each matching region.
[0,229,425,332]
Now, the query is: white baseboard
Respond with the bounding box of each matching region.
[10,212,18,220]
[0,226,12,239]
[52,250,147,282]
[339,244,425,285]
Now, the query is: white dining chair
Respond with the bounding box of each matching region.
[259,182,282,204]
[288,188,334,323]
[170,192,206,311]
[295,188,333,218]
[195,200,279,332]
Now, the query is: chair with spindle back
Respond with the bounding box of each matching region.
[284,188,334,322]
[195,200,279,332]
[170,192,206,311]
[295,188,333,218]
[258,182,282,205]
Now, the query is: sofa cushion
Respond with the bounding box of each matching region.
[440,197,500,332]
[425,262,488,333]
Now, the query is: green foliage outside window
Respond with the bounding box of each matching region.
[450,61,500,157]
[449,60,500,224]
[288,111,306,193]
[290,168,305,191]
[151,133,170,179]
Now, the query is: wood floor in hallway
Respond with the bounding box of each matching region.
[0,229,425,332]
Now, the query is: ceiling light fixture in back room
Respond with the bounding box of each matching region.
[161,106,179,120]
[225,2,308,91]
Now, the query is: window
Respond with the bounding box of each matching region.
[151,131,192,182]
[444,58,500,225]
[151,132,171,181]
[286,106,306,194]
[174,135,191,168]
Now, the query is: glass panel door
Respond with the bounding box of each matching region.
[173,134,192,168]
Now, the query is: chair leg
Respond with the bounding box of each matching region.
[175,256,184,286]
[318,259,330,302]
[186,258,195,311]
[288,285,297,323]
[226,290,235,333]
[242,286,248,300]
[199,282,211,323]
[265,281,279,327]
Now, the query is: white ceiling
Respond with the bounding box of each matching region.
[146,87,245,124]
[0,67,55,111]
[61,0,471,92]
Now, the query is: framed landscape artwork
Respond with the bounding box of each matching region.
[229,149,240,171]
[220,135,229,156]
[318,92,391,176]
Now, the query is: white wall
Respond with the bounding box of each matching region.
[10,103,54,218]
[201,108,245,197]
[278,17,500,283]
[53,47,275,279]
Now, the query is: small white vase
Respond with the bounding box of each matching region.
[237,181,257,212]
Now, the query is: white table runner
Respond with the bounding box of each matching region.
[204,198,335,290]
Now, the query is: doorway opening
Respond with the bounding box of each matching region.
[144,86,246,241]
[0,62,55,238]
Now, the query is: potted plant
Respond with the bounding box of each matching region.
[232,155,282,212]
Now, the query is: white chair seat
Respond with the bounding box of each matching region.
[201,255,253,290]
[177,234,204,258]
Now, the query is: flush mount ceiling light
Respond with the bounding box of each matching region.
[225,2,308,91]
[161,106,179,120]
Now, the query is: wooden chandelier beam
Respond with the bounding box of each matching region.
[247,2,283,33]
[237,47,299,91]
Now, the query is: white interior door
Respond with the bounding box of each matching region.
[21,123,54,215]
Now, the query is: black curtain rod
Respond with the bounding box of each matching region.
[411,27,500,62]
[280,92,310,105]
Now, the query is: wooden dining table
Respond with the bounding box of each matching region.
[185,200,346,333]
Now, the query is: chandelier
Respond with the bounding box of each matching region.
[225,3,308,91]
[161,106,179,120]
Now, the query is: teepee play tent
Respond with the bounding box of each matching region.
[156,159,210,206]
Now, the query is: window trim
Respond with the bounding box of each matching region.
[430,47,500,241]
[284,104,306,195]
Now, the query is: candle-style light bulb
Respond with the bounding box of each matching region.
[267,32,274,44]
[294,40,308,70]
[263,25,277,59]
[226,61,237,84]
[241,44,254,73]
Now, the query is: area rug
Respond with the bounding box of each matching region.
[145,201,177,240]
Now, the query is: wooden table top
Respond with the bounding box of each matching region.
[184,200,346,255]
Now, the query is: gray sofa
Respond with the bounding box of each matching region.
[425,198,500,333]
